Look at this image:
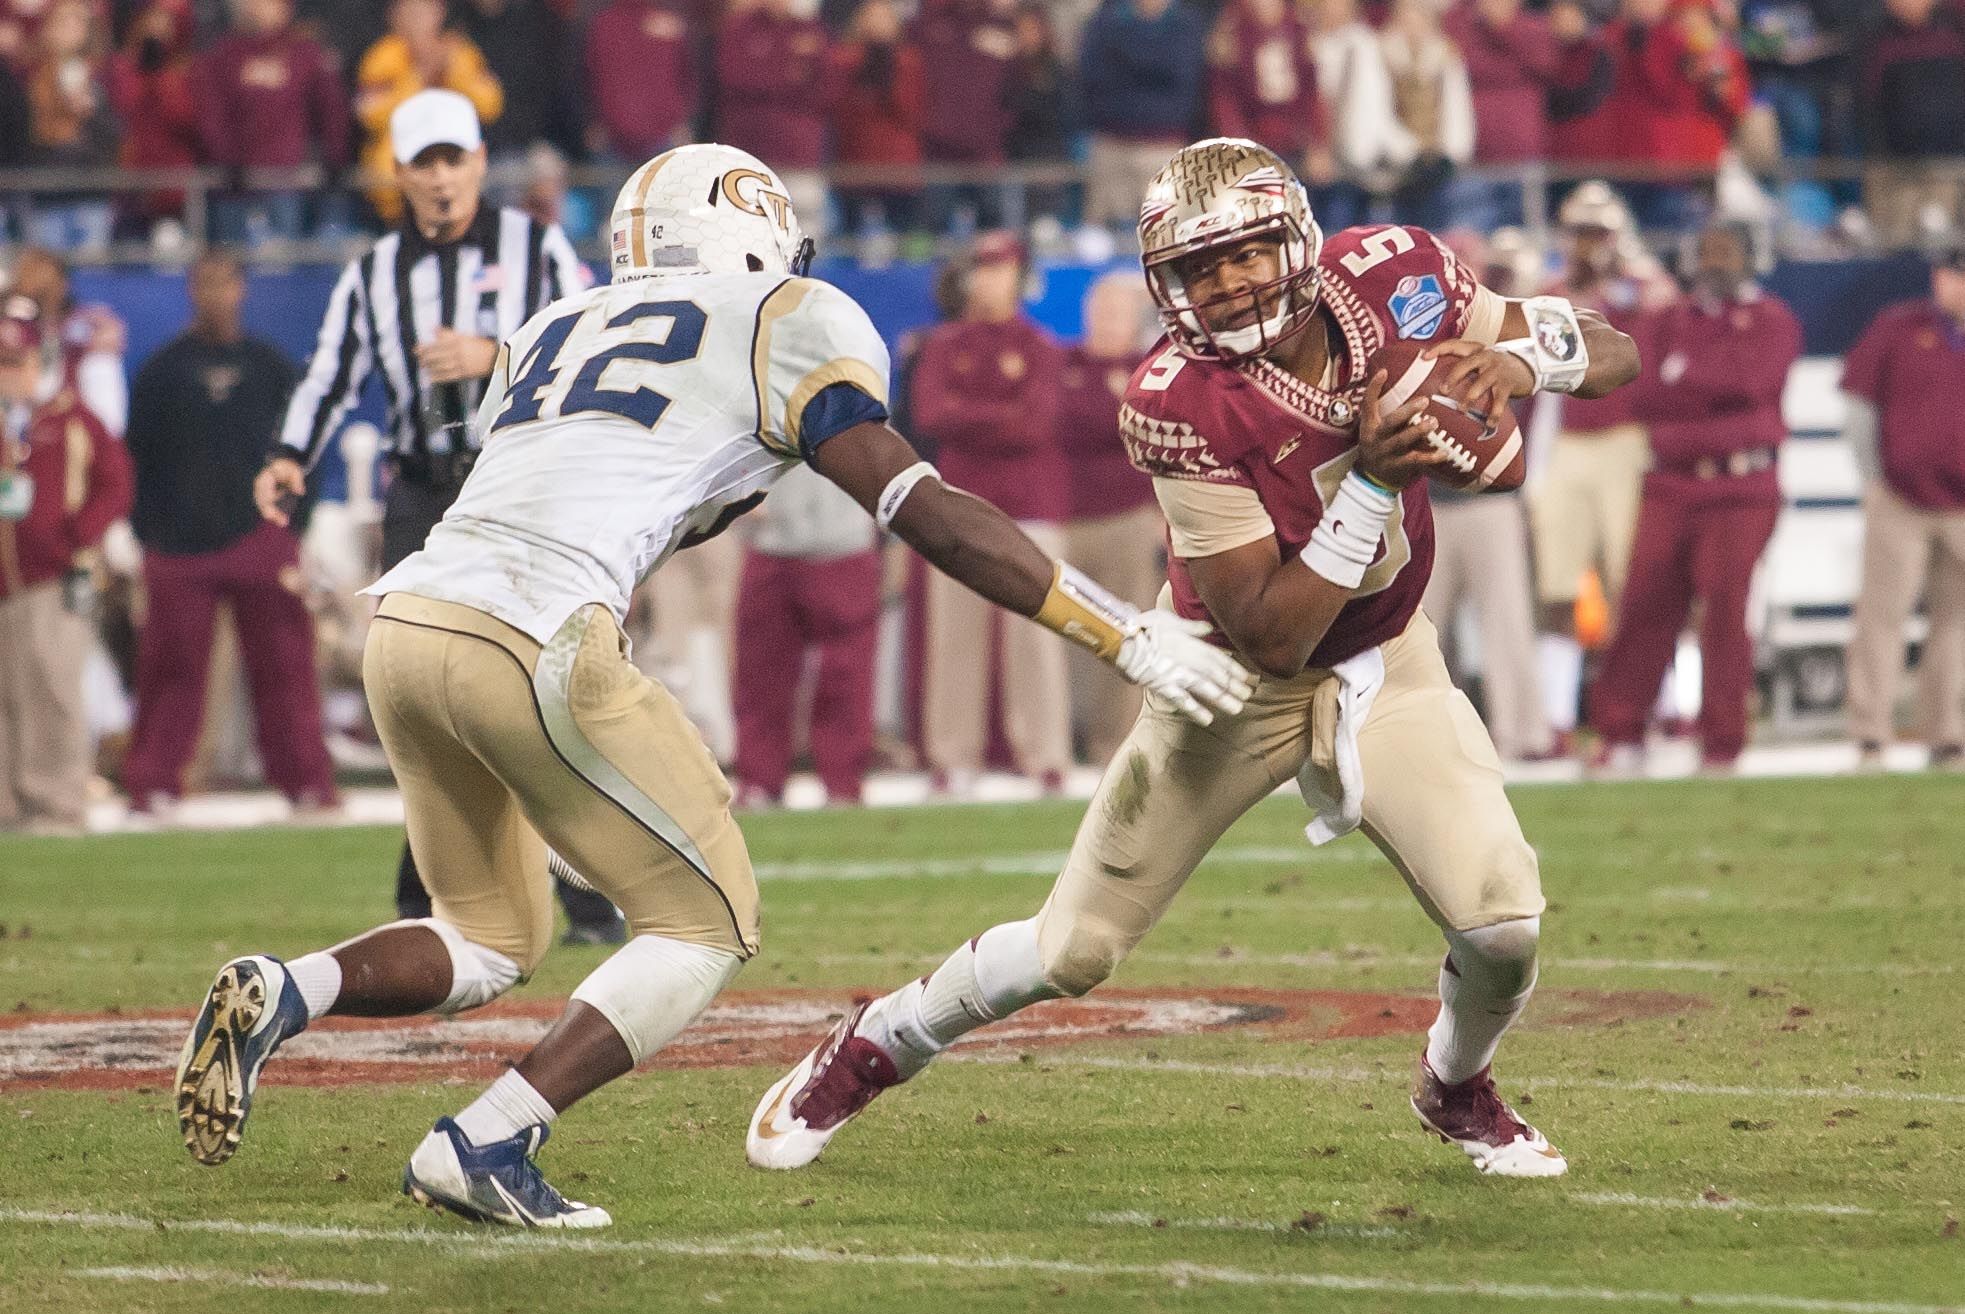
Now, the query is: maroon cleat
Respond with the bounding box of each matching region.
[747,1001,902,1169]
[1410,1052,1566,1177]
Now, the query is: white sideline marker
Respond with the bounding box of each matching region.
[1570,1193,1876,1218]
[5,1209,1956,1314]
[76,1264,388,1295]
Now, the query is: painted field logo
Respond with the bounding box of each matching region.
[0,987,1700,1092]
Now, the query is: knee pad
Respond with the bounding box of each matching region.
[569,934,743,1063]
[1036,915,1127,999]
[418,918,523,1016]
[1445,915,1540,999]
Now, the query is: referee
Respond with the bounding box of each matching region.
[254,89,622,942]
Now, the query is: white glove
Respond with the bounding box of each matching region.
[1114,611,1255,726]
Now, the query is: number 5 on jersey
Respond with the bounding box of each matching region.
[492,300,709,434]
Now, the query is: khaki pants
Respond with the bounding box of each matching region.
[1424,496,1551,760]
[364,594,759,974]
[923,522,1071,777]
[1529,423,1651,608]
[1864,161,1965,250]
[1087,135,1183,229]
[1846,483,1965,748]
[1066,503,1166,763]
[0,582,92,829]
[1031,611,1542,994]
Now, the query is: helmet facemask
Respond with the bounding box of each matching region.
[1145,215,1323,365]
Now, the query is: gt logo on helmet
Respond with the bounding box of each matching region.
[722,169,794,232]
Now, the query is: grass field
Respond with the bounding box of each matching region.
[2,775,1961,1313]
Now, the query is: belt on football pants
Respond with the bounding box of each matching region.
[1662,447,1779,481]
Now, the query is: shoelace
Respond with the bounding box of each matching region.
[1464,1078,1532,1144]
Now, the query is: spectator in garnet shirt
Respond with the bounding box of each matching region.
[714,0,836,234]
[1207,0,1328,177]
[829,0,923,236]
[199,0,349,245]
[1443,0,1608,228]
[1556,0,1750,232]
[109,0,199,232]
[1860,0,1965,246]
[585,0,698,162]
[911,0,1019,229]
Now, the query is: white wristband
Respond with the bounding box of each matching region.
[1299,470,1396,589]
[875,460,941,531]
[1496,294,1590,395]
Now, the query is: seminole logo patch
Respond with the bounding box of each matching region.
[1389,274,1448,340]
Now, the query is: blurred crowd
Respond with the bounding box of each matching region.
[0,0,1963,255]
[3,185,1964,835]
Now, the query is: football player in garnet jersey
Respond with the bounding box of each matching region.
[750,138,1638,1178]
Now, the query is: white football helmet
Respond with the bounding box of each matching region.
[609,144,814,281]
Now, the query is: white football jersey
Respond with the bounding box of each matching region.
[367,272,890,643]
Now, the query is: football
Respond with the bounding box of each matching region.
[1365,340,1526,493]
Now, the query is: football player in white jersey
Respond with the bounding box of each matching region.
[170,144,1252,1229]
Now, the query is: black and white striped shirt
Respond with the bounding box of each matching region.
[279,206,585,475]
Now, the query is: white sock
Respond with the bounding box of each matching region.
[284,952,342,1023]
[1537,635,1582,733]
[1424,918,1540,1085]
[454,1068,559,1146]
[857,919,1063,1080]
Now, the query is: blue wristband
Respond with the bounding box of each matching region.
[1350,469,1399,501]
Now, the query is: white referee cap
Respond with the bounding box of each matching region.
[391,89,483,165]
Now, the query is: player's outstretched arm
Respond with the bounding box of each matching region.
[1430,303,1640,419]
[1188,370,1451,680]
[811,420,1253,725]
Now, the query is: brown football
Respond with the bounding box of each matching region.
[1365,340,1526,494]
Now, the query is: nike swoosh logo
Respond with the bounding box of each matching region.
[1273,434,1302,465]
[753,1074,796,1141]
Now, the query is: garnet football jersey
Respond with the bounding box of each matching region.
[1120,224,1507,670]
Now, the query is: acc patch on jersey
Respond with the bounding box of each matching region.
[1389,274,1448,340]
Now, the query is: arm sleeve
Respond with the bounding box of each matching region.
[1154,476,1275,559]
[751,278,892,460]
[278,258,373,471]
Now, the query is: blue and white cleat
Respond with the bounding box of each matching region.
[403,1117,612,1229]
[174,954,308,1165]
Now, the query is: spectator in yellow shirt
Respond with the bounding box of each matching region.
[356,0,503,223]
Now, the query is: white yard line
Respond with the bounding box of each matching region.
[75,1264,388,1295]
[4,1209,1953,1314]
[1084,1210,1403,1239]
[947,1052,1965,1106]
[1570,1193,1876,1218]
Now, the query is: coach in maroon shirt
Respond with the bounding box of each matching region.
[1590,223,1802,772]
[1843,244,1965,767]
[911,232,1070,791]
